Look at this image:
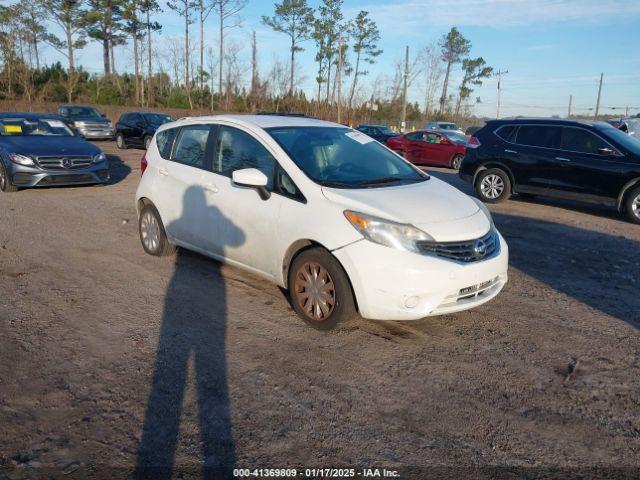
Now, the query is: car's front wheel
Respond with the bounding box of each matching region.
[475,168,511,203]
[0,162,18,193]
[116,133,127,150]
[139,204,176,256]
[288,247,356,330]
[624,186,640,224]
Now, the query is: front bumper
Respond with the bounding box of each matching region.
[6,161,110,187]
[333,232,509,321]
[77,128,115,140]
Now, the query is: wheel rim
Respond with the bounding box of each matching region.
[633,193,640,216]
[117,135,123,148]
[140,211,161,252]
[453,155,462,169]
[0,165,5,190]
[293,261,336,322]
[480,174,504,199]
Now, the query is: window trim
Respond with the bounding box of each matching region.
[493,123,622,157]
[168,123,216,170]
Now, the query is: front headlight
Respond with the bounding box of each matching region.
[93,152,107,163]
[344,210,433,253]
[74,121,85,128]
[471,197,495,229]
[8,153,35,166]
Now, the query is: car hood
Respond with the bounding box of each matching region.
[322,177,491,241]
[71,117,111,124]
[0,136,101,157]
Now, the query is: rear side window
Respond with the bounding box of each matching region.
[405,132,422,141]
[495,125,516,142]
[213,126,276,189]
[172,125,210,168]
[156,128,178,160]
[515,126,561,149]
[561,127,608,154]
[120,113,131,123]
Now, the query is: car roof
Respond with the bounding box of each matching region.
[487,117,611,128]
[0,112,60,120]
[175,114,341,129]
[126,111,171,116]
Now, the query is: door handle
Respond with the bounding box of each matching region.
[158,167,169,176]
[555,157,571,163]
[204,184,218,194]
[504,149,518,154]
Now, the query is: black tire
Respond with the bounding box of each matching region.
[0,162,18,193]
[624,186,640,224]
[288,247,356,330]
[144,136,152,150]
[116,133,128,150]
[138,204,177,256]
[450,154,464,170]
[475,168,512,203]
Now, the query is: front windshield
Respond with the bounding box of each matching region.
[0,118,74,136]
[379,126,395,135]
[266,127,428,188]
[439,123,458,130]
[443,131,469,144]
[68,107,102,118]
[598,124,640,155]
[144,113,173,125]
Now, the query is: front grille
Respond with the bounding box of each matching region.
[78,122,111,131]
[36,155,93,170]
[38,174,95,185]
[417,229,497,263]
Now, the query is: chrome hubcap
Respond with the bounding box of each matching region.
[0,166,5,189]
[293,262,336,321]
[117,136,123,147]
[140,211,161,252]
[633,194,640,216]
[453,156,462,169]
[480,174,504,199]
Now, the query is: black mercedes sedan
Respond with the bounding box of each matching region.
[115,111,173,150]
[0,113,110,192]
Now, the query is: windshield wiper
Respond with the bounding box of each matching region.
[356,176,425,186]
[320,180,358,188]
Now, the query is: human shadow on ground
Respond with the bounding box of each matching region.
[134,185,245,479]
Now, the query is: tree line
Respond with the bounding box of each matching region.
[0,0,493,124]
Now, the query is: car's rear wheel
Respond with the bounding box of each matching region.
[116,133,127,150]
[144,136,152,150]
[288,247,356,330]
[139,204,176,256]
[624,186,640,224]
[475,168,511,203]
[0,162,18,193]
[450,154,464,170]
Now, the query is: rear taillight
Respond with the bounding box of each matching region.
[467,136,481,149]
[140,152,148,175]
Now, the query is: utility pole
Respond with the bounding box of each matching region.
[495,69,508,119]
[337,34,343,124]
[568,94,573,118]
[625,105,629,117]
[595,72,603,118]
[401,45,409,133]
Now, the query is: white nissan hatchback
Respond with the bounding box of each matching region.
[135,115,508,329]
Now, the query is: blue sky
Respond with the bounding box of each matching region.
[42,0,640,117]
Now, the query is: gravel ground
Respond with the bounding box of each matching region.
[0,141,639,479]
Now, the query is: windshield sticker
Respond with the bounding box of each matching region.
[44,120,66,128]
[345,131,374,145]
[4,125,22,133]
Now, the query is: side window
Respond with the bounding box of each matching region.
[171,125,210,167]
[561,128,608,155]
[275,165,304,202]
[426,133,441,144]
[59,108,68,118]
[120,113,131,124]
[515,126,561,149]
[495,125,516,142]
[405,132,422,141]
[213,126,275,189]
[156,128,179,160]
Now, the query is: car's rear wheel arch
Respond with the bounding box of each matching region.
[474,162,516,189]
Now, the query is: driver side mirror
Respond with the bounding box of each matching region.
[232,168,270,200]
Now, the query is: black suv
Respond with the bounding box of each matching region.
[115,111,173,150]
[460,118,640,223]
[355,124,399,143]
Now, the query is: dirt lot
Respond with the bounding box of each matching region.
[1,141,639,479]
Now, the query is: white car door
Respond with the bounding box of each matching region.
[155,124,216,249]
[204,125,286,279]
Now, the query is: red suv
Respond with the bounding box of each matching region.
[386,130,467,169]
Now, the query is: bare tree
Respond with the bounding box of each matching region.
[419,41,444,119]
[167,0,196,108]
[438,26,471,115]
[212,0,246,110]
[197,0,214,99]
